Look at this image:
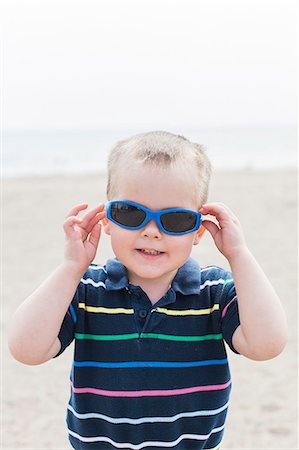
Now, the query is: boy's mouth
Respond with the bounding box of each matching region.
[137,248,165,256]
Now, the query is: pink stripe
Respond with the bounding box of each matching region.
[70,380,231,397]
[221,296,237,318]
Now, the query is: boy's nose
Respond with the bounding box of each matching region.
[141,219,162,239]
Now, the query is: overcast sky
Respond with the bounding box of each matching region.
[2,0,297,131]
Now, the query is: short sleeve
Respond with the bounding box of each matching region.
[53,280,85,358]
[216,269,240,354]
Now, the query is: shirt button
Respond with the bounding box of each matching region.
[138,309,148,319]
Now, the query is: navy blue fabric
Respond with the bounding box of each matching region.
[56,257,240,449]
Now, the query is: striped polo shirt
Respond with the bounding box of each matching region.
[56,257,240,450]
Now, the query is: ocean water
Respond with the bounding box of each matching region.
[2,126,297,178]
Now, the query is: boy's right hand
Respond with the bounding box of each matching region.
[63,204,106,275]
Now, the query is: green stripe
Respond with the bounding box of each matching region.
[140,333,223,341]
[75,332,223,342]
[75,333,139,341]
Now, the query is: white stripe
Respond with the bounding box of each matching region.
[200,278,228,290]
[200,266,221,273]
[67,402,229,424]
[80,278,106,288]
[68,425,225,449]
[89,265,107,273]
[81,277,230,290]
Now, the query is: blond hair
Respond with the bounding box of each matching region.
[106,130,212,204]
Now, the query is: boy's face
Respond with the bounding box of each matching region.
[104,161,203,288]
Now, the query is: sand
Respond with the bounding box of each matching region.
[2,169,298,449]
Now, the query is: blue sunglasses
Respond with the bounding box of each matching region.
[106,200,202,235]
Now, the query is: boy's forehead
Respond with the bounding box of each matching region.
[117,157,193,179]
[116,159,179,182]
[112,160,201,209]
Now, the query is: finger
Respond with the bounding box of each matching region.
[87,223,102,249]
[84,211,106,234]
[201,202,235,215]
[66,204,88,219]
[63,216,83,239]
[80,204,105,228]
[201,219,220,240]
[63,216,82,230]
[200,203,234,222]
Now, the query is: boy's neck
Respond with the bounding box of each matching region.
[128,270,177,305]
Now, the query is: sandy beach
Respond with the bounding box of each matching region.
[2,169,298,449]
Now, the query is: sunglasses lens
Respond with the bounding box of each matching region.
[161,211,197,233]
[110,202,146,228]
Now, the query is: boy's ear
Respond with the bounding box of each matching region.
[193,225,206,246]
[101,217,111,235]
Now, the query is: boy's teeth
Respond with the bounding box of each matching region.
[141,249,161,255]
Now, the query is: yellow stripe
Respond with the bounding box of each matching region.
[78,303,219,316]
[153,304,219,316]
[78,303,134,314]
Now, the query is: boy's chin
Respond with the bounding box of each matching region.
[128,263,179,285]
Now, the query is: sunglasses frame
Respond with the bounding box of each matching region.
[106,200,202,235]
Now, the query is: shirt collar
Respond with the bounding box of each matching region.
[171,257,201,295]
[105,258,128,291]
[105,257,201,296]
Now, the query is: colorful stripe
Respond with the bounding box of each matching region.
[153,304,219,316]
[67,401,229,424]
[80,278,106,288]
[68,427,224,448]
[70,380,231,397]
[221,296,237,319]
[89,265,107,272]
[200,279,226,290]
[69,304,77,323]
[200,278,233,289]
[75,333,139,341]
[140,332,223,341]
[200,266,220,272]
[75,332,223,342]
[227,284,236,296]
[73,358,228,369]
[78,303,219,316]
[78,303,134,314]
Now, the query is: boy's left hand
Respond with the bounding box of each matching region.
[199,203,247,261]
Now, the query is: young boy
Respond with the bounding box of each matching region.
[8,131,287,450]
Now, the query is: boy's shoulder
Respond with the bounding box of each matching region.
[81,263,109,285]
[199,264,235,299]
[82,258,128,290]
[200,264,233,281]
[86,263,108,275]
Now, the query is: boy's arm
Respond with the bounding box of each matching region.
[8,263,82,364]
[200,203,288,361]
[8,204,105,365]
[228,248,287,360]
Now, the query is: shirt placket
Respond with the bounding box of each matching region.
[126,285,177,337]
